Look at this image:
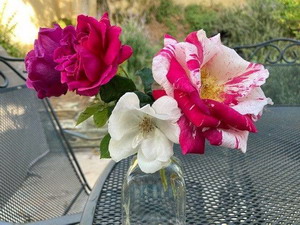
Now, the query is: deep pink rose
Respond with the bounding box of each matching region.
[25,25,68,99]
[153,30,272,154]
[54,13,133,96]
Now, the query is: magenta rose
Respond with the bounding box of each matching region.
[153,30,272,154]
[54,13,133,96]
[25,25,68,99]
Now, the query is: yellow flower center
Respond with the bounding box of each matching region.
[200,68,224,102]
[139,117,154,136]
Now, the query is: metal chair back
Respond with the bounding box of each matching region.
[0,56,90,223]
[233,38,300,105]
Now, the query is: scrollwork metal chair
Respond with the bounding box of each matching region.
[233,38,300,105]
[0,56,91,225]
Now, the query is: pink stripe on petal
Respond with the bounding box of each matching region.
[205,129,249,153]
[174,90,220,127]
[178,116,205,154]
[205,99,257,132]
[185,31,204,65]
[166,58,196,93]
[164,34,178,46]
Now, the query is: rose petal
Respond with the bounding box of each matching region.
[108,93,141,140]
[205,99,257,132]
[178,116,205,154]
[204,128,249,153]
[109,130,139,162]
[174,90,220,127]
[232,87,273,120]
[138,128,173,173]
[118,45,133,64]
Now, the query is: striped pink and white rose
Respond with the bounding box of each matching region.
[152,30,272,154]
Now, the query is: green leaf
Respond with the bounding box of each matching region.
[134,91,154,107]
[93,107,109,128]
[100,133,111,158]
[136,68,154,94]
[100,75,137,103]
[76,104,100,126]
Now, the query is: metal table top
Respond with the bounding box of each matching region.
[81,106,300,225]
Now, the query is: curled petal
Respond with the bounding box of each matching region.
[174,90,220,128]
[152,50,175,97]
[109,131,138,162]
[204,128,249,153]
[232,87,273,120]
[205,99,257,133]
[151,96,181,121]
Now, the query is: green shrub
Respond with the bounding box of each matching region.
[276,0,300,39]
[217,0,287,46]
[184,4,220,36]
[154,0,185,36]
[120,17,159,86]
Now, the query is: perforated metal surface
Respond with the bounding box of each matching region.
[0,87,88,223]
[93,106,300,225]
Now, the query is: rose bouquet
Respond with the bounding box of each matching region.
[25,13,272,174]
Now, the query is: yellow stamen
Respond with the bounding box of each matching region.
[139,117,154,136]
[200,68,224,102]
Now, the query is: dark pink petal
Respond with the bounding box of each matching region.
[104,26,122,65]
[178,116,205,154]
[152,89,167,100]
[174,90,220,128]
[205,99,257,132]
[99,12,111,27]
[79,47,102,82]
[118,45,133,64]
[166,58,196,93]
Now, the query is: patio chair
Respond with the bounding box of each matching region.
[0,56,91,224]
[233,38,300,105]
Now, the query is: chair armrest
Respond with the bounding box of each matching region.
[63,130,102,141]
[23,213,82,225]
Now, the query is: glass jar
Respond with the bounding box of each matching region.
[122,156,186,225]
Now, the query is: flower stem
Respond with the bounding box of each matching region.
[119,65,129,78]
[160,168,168,192]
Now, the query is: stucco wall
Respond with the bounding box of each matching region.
[0,0,244,49]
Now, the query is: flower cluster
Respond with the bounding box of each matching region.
[25,14,272,173]
[26,13,132,98]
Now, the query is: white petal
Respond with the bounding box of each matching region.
[137,129,174,173]
[196,30,221,66]
[109,130,139,162]
[232,87,273,119]
[204,45,249,84]
[108,93,141,140]
[152,48,175,97]
[221,129,249,153]
[151,96,181,121]
[156,120,180,144]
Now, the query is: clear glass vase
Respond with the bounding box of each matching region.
[122,155,186,225]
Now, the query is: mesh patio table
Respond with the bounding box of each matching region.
[81,106,300,225]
